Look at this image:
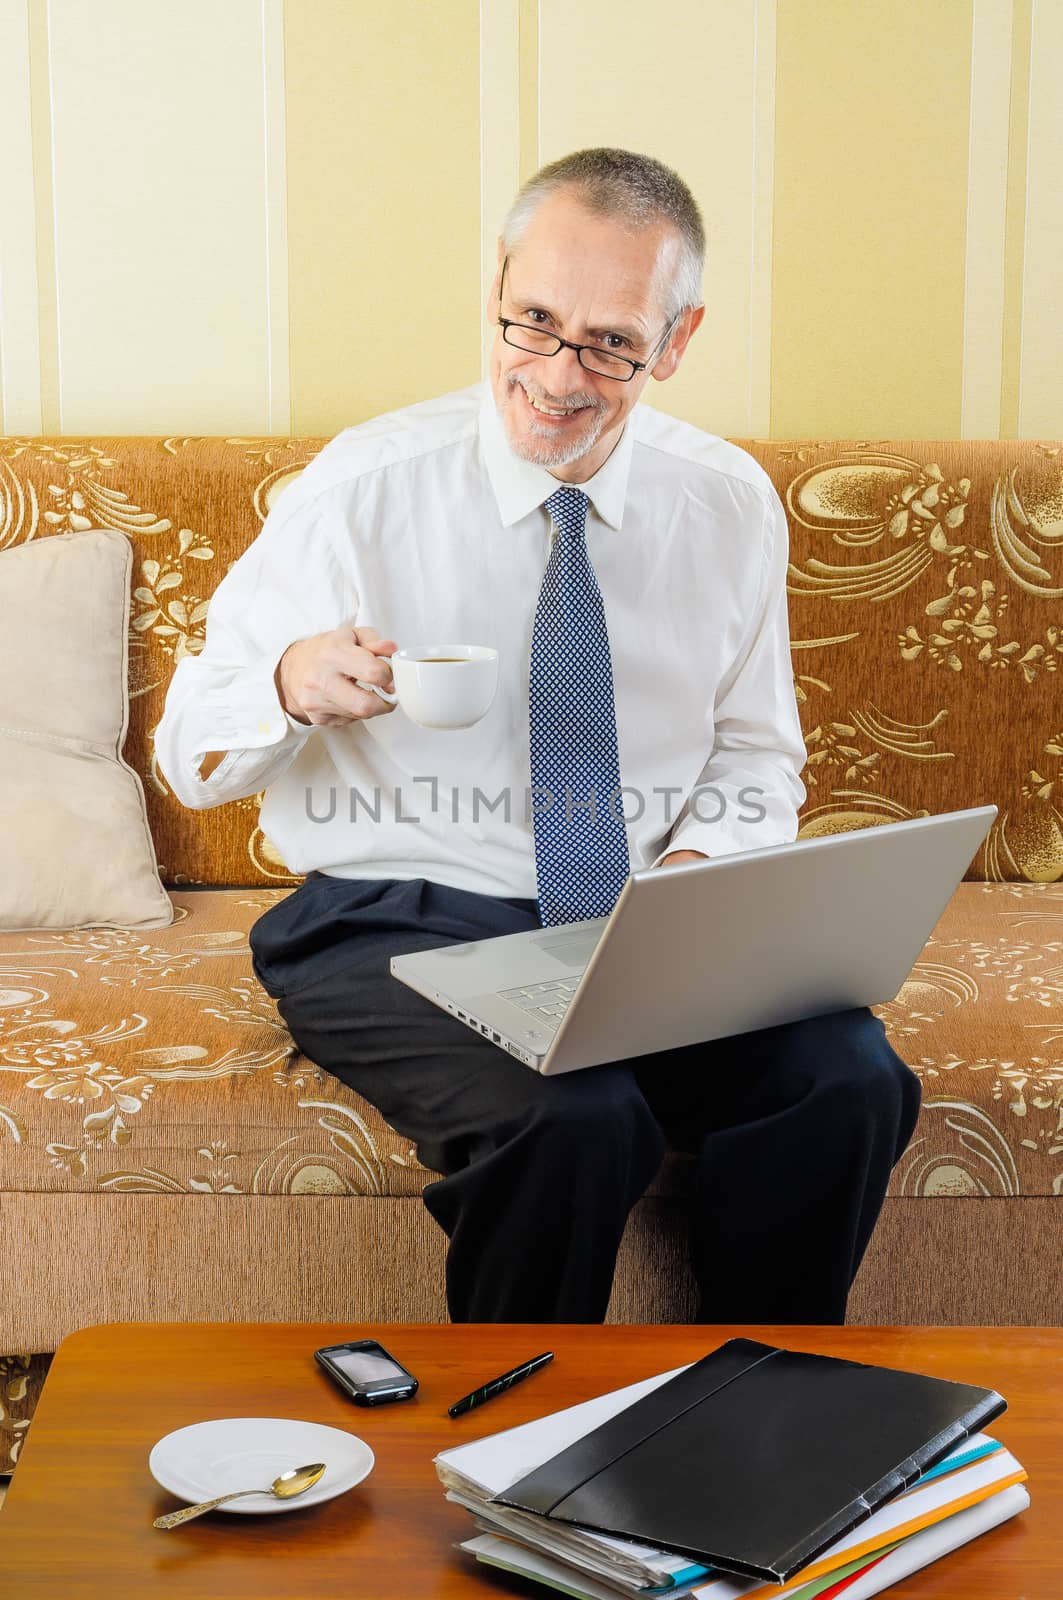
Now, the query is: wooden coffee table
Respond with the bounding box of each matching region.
[2,1323,1058,1597]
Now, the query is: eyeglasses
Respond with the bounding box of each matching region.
[496,255,680,383]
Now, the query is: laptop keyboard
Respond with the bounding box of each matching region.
[497,977,581,1027]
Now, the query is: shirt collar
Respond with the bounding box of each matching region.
[477,378,635,531]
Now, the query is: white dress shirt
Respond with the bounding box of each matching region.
[154,378,807,900]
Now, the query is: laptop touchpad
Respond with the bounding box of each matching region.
[533,933,601,967]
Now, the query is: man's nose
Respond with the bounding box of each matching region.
[545,344,591,395]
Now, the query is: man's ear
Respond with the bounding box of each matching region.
[650,304,706,383]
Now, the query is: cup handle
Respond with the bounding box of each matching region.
[355,679,399,705]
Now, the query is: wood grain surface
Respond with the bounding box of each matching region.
[2,1323,1057,1598]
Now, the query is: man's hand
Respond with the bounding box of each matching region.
[276,624,399,726]
[658,849,709,867]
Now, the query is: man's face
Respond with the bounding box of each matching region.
[486,189,703,484]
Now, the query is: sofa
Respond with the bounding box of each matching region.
[1,430,1061,1474]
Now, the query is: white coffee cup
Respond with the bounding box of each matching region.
[368,644,499,729]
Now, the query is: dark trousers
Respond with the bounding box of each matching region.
[249,872,921,1324]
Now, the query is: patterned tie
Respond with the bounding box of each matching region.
[529,485,631,926]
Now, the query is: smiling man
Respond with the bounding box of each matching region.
[156,147,920,1327]
[491,187,692,480]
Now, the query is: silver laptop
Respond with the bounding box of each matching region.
[390,805,996,1075]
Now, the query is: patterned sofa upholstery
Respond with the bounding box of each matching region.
[1,431,1061,1472]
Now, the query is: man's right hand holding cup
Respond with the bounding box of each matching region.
[276,624,399,726]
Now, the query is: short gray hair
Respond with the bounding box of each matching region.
[501,147,705,328]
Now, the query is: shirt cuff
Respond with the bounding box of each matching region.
[197,653,313,763]
[653,809,796,865]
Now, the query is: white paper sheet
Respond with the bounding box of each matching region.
[796,1483,1030,1600]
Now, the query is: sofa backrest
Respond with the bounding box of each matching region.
[2,435,1060,886]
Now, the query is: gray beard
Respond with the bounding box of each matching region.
[499,390,607,470]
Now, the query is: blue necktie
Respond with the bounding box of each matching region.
[529,485,631,926]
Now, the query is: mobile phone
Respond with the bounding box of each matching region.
[314,1338,419,1406]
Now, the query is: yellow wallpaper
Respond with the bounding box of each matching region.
[283,0,482,433]
[1000,0,1034,437]
[1013,0,1063,437]
[772,0,973,438]
[0,0,1059,438]
[44,0,276,434]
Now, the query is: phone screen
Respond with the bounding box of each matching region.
[328,1347,407,1384]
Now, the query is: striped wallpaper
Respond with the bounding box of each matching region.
[0,0,1058,440]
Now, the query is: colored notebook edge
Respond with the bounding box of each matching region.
[463,1479,1030,1600]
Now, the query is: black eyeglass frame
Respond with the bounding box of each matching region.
[495,254,682,383]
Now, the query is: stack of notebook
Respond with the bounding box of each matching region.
[434,1340,1029,1600]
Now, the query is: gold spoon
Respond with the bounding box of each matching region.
[153,1462,327,1528]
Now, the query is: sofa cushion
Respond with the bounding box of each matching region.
[0,527,173,933]
[0,883,1059,1199]
[0,887,429,1199]
[881,881,1063,1198]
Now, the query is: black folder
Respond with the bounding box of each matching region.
[491,1339,1006,1583]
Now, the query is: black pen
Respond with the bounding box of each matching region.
[448,1351,554,1418]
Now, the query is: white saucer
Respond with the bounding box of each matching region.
[149,1417,374,1514]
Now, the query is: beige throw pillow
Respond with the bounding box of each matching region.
[0,527,173,930]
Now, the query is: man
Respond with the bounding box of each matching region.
[156,147,920,1326]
